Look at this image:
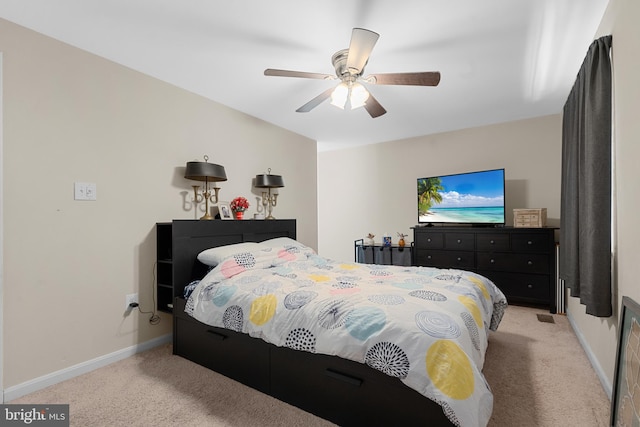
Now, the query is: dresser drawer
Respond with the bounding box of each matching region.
[511,233,551,252]
[415,250,475,269]
[476,234,510,251]
[477,252,549,274]
[480,271,550,304]
[415,232,444,249]
[444,233,475,251]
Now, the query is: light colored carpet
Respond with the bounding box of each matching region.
[11,305,610,426]
[483,305,610,426]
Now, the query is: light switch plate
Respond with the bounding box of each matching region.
[74,182,97,200]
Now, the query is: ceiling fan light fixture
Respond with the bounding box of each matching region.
[330,82,349,109]
[266,28,440,118]
[349,82,369,109]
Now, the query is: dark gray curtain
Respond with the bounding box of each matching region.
[559,35,613,317]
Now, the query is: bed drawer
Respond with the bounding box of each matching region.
[270,345,451,427]
[415,249,474,269]
[174,315,270,393]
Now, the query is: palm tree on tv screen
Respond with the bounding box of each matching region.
[418,177,444,215]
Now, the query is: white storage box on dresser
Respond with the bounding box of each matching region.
[513,208,547,228]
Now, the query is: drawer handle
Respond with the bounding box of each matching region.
[427,255,432,259]
[457,257,462,262]
[457,239,462,244]
[427,238,432,242]
[490,240,495,244]
[527,284,533,289]
[206,330,228,341]
[528,241,533,245]
[527,260,533,266]
[324,369,363,387]
[490,259,495,264]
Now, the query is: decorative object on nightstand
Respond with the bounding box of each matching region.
[230,197,250,220]
[365,233,375,246]
[382,233,392,247]
[397,233,407,248]
[184,155,227,220]
[218,202,233,220]
[254,196,265,219]
[513,208,547,228]
[255,168,284,220]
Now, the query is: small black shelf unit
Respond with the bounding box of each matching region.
[156,222,174,313]
[155,219,297,313]
[354,239,412,266]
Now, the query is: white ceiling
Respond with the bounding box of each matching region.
[0,0,608,151]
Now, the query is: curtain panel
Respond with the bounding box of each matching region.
[559,35,613,317]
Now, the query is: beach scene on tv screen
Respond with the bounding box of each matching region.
[418,169,505,224]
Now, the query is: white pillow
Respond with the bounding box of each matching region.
[197,242,266,266]
[260,237,304,248]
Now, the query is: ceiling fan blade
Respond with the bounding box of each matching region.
[364,93,387,118]
[346,28,379,74]
[367,71,441,86]
[264,69,335,80]
[296,87,334,113]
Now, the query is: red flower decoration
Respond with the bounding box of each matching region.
[230,196,250,212]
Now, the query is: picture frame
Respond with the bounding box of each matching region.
[217,202,233,220]
[611,296,640,426]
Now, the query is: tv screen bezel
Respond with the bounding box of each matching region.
[417,168,506,227]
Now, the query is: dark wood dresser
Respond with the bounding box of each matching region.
[412,226,557,313]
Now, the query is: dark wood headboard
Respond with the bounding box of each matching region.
[171,219,296,301]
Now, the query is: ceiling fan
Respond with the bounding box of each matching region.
[264,28,441,118]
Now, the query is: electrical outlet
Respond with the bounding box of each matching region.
[125,293,139,310]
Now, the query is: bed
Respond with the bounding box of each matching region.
[169,219,507,427]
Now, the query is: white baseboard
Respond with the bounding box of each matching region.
[566,313,612,399]
[3,333,172,402]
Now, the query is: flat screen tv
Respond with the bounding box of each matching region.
[417,168,505,226]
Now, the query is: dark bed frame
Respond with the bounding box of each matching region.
[168,219,454,427]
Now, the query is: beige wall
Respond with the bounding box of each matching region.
[318,114,562,262]
[4,0,637,401]
[565,0,640,396]
[319,0,640,399]
[0,19,318,389]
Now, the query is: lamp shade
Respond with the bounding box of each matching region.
[350,83,370,109]
[255,173,284,188]
[330,82,349,109]
[185,161,227,182]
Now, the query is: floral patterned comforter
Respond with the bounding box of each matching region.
[186,241,507,427]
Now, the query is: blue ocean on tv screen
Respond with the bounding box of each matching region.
[417,169,505,224]
[427,206,505,223]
